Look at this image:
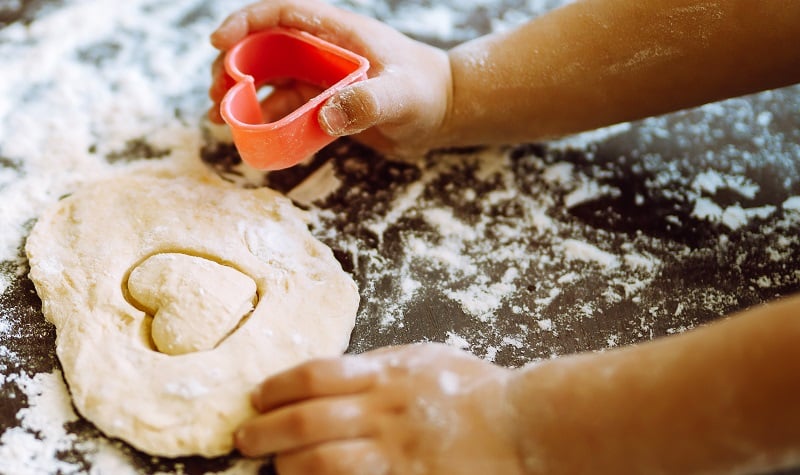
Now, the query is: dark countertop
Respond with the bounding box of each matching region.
[1,0,799,473]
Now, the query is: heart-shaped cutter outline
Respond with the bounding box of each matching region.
[220,28,370,170]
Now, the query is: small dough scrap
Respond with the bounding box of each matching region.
[127,253,257,355]
[25,173,359,457]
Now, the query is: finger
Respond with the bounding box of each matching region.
[208,54,241,124]
[251,356,378,413]
[210,10,249,50]
[207,79,229,124]
[207,105,223,124]
[260,83,323,123]
[210,0,383,52]
[209,77,321,126]
[275,439,389,475]
[318,75,412,136]
[208,55,228,103]
[235,396,372,456]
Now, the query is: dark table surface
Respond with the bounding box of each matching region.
[1,0,799,473]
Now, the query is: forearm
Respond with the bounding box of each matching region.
[508,293,800,474]
[442,0,800,147]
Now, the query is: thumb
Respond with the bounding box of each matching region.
[318,76,406,137]
[210,11,249,50]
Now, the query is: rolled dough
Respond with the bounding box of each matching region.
[25,173,359,457]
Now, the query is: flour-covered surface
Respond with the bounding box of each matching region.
[1,0,799,473]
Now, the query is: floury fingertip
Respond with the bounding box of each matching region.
[319,101,350,136]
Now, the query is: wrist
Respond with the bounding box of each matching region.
[441,33,550,149]
[505,351,643,475]
[438,43,485,149]
[505,358,577,475]
[433,49,458,149]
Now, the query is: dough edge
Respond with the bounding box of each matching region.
[25,173,359,457]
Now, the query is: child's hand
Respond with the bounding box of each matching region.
[234,343,524,475]
[208,0,452,157]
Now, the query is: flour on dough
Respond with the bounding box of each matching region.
[25,173,359,457]
[128,253,257,356]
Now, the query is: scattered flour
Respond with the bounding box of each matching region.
[286,160,341,207]
[563,179,621,209]
[164,380,211,399]
[0,371,79,475]
[561,239,620,269]
[691,170,760,199]
[784,196,800,212]
[445,331,471,350]
[0,274,9,296]
[693,198,776,231]
[1,0,799,473]
[0,0,267,472]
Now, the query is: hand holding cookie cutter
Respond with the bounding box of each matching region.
[220,28,370,170]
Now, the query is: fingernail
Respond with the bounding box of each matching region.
[319,102,348,136]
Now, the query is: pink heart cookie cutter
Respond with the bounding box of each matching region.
[220,28,370,170]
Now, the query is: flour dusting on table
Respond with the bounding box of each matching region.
[1,0,799,473]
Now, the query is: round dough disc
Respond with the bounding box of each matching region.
[25,173,359,457]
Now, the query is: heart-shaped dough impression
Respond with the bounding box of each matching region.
[127,253,257,355]
[26,175,359,457]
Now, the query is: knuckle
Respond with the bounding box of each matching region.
[276,449,335,475]
[306,449,337,472]
[293,362,326,393]
[285,408,315,438]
